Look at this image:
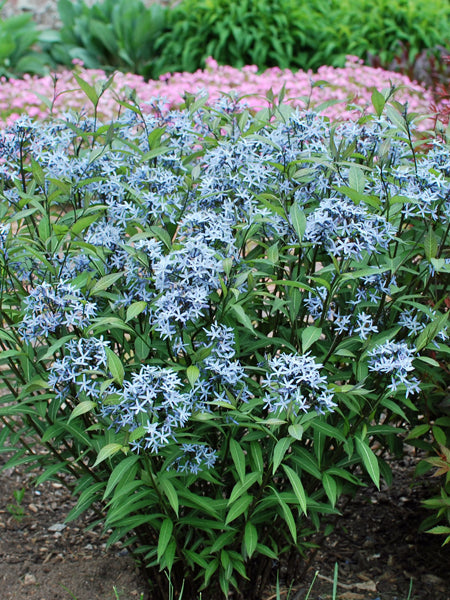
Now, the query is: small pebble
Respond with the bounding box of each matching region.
[23,573,36,586]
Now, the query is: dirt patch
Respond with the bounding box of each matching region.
[0,451,449,600]
[0,456,148,600]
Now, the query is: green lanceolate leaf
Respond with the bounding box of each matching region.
[355,438,380,489]
[301,326,322,352]
[125,301,147,322]
[90,271,124,294]
[272,437,292,475]
[105,347,125,384]
[157,518,174,562]
[282,464,307,515]
[229,438,246,483]
[68,400,96,423]
[94,443,124,467]
[186,364,200,387]
[271,487,297,542]
[244,521,258,558]
[103,454,139,500]
[159,477,179,517]
[225,493,253,525]
[289,203,306,240]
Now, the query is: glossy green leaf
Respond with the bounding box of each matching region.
[244,521,258,558]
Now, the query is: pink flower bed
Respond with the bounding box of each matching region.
[0,56,446,125]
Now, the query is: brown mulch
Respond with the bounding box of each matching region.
[0,450,449,600]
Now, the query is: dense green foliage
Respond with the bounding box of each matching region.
[47,0,169,79]
[0,1,51,77]
[54,0,450,77]
[2,0,449,81]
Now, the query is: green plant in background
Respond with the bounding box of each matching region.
[154,0,328,74]
[0,85,449,599]
[0,0,52,77]
[6,487,26,521]
[155,0,450,75]
[47,0,170,79]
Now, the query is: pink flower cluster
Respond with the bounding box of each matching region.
[0,56,446,126]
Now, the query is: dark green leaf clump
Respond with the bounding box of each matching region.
[46,0,170,79]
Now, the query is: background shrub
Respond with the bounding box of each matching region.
[46,0,170,79]
[0,2,52,78]
[155,0,450,75]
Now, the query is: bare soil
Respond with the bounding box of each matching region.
[0,451,449,600]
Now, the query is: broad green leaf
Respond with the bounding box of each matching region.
[68,400,96,423]
[93,443,124,467]
[161,539,177,572]
[38,334,74,362]
[228,473,259,505]
[416,312,448,351]
[103,454,139,500]
[405,424,430,440]
[372,88,386,117]
[309,419,346,443]
[230,438,246,483]
[250,441,264,482]
[289,203,306,240]
[244,522,258,558]
[288,424,303,440]
[271,487,297,542]
[73,72,99,106]
[424,226,438,261]
[282,464,307,515]
[203,558,220,587]
[230,304,254,332]
[301,326,322,352]
[125,301,147,322]
[91,271,124,294]
[348,165,366,193]
[225,493,253,525]
[272,437,292,475]
[66,481,105,522]
[186,365,200,387]
[322,471,337,507]
[105,347,124,385]
[157,518,174,562]
[159,477,179,517]
[355,438,380,489]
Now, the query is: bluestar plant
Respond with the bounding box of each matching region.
[0,86,449,600]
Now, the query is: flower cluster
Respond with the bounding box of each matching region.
[262,352,335,415]
[367,341,420,398]
[100,365,194,455]
[304,197,395,260]
[19,281,97,342]
[48,337,110,400]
